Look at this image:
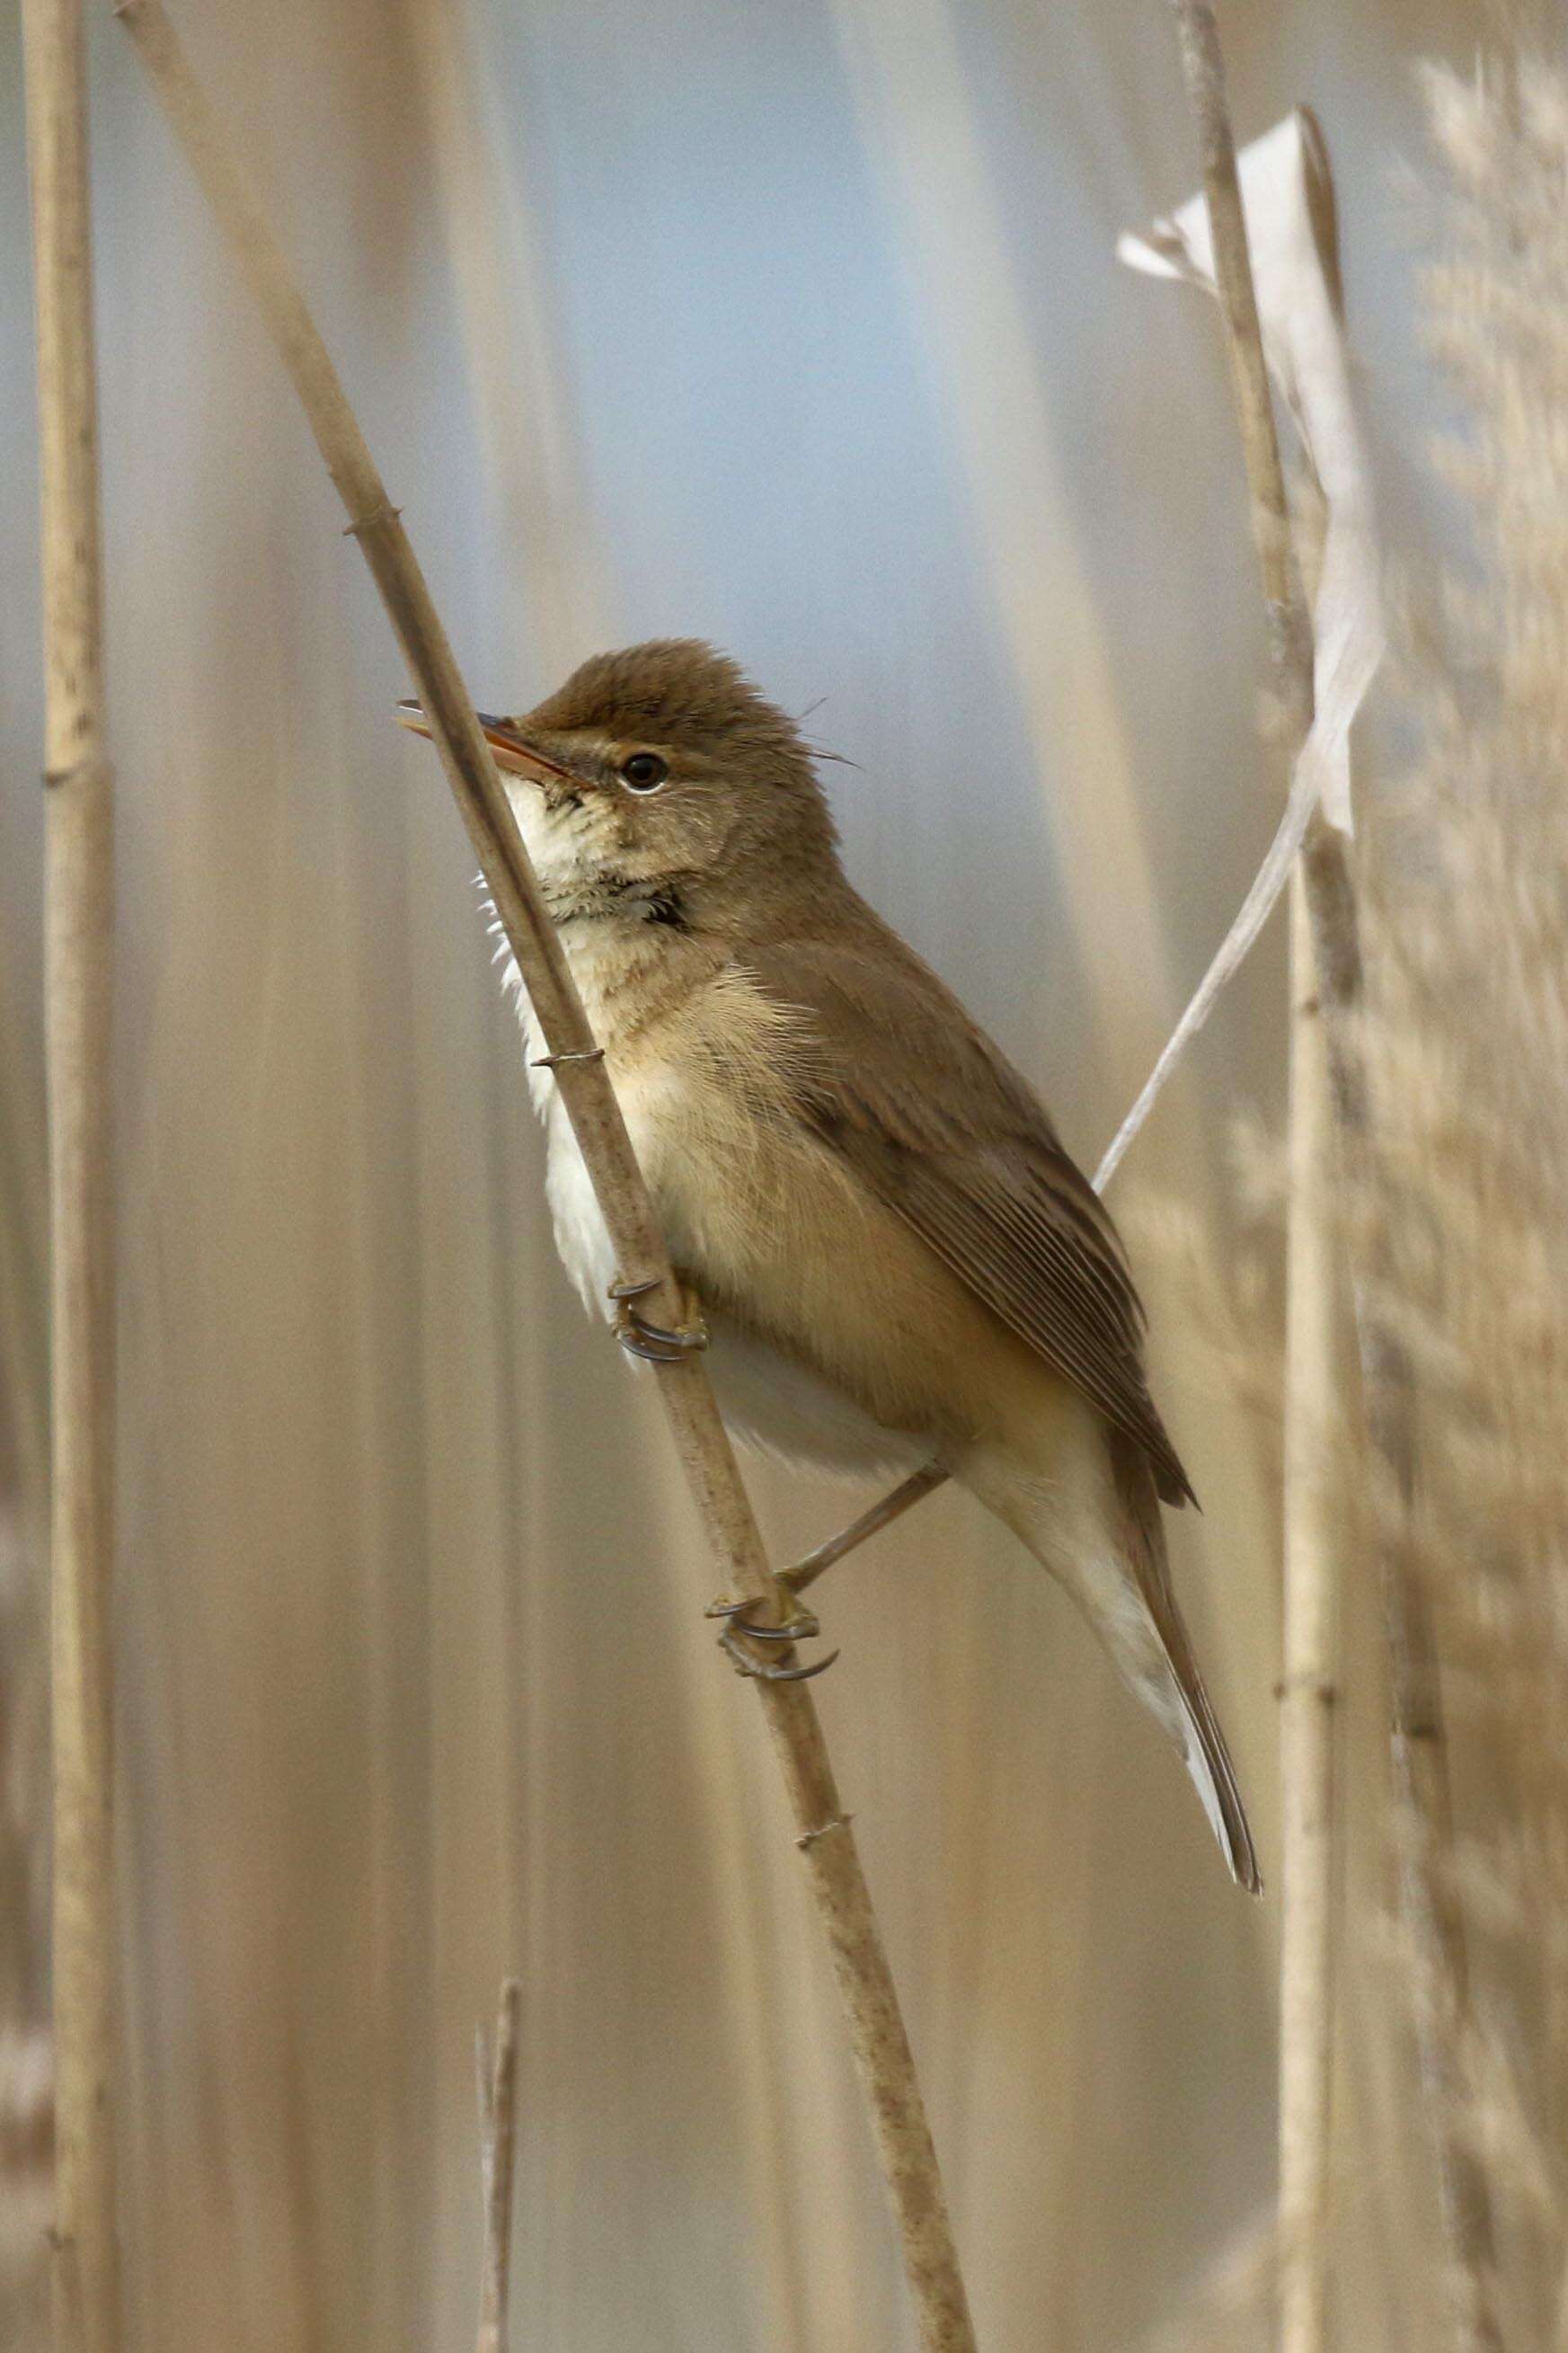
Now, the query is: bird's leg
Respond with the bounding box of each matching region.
[609,1273,710,1364]
[779,1461,951,1601]
[704,1462,947,1683]
[610,1272,836,1679]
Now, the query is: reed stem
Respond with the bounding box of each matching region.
[21,0,120,2343]
[476,1980,522,2353]
[1279,867,1339,2353]
[113,7,975,2341]
[1166,7,1501,2341]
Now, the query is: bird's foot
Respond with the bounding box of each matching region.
[608,1274,709,1364]
[703,1593,840,1683]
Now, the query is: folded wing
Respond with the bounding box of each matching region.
[748,920,1195,1508]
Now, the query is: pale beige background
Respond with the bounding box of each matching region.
[0,0,1489,2345]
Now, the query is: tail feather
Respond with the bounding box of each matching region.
[1111,1434,1262,1895]
[951,1415,1262,1892]
[1165,1626,1262,1896]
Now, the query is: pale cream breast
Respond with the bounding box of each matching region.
[508,930,1066,1460]
[613,969,1051,1452]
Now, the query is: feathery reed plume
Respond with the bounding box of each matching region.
[1356,58,1568,2346]
[20,0,119,2343]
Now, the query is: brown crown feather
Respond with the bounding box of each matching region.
[520,638,811,771]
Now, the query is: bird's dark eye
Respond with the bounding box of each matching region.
[620,750,669,794]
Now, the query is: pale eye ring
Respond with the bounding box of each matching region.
[620,750,669,794]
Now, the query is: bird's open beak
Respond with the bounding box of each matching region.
[394,699,580,786]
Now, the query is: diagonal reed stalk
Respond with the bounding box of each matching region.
[111,4,975,2343]
[1166,6,1501,2345]
[19,0,120,2347]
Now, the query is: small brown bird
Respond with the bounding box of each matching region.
[403,639,1259,1890]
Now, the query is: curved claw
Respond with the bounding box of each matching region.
[609,1274,708,1363]
[607,1274,660,1303]
[722,1605,821,1646]
[616,1310,709,1363]
[707,1595,838,1683]
[704,1594,820,1641]
[718,1626,841,1683]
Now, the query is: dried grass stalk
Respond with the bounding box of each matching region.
[112,5,974,2342]
[19,0,120,2345]
[0,1507,51,2337]
[1278,867,1340,2353]
[1165,4,1313,733]
[1165,6,1499,2339]
[475,1981,521,2353]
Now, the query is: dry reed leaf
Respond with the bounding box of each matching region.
[1121,110,1381,840]
[1102,111,1383,1189]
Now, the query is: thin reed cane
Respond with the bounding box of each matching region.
[20,0,120,2347]
[111,6,975,2342]
[475,1980,522,2353]
[1279,866,1339,2353]
[1166,6,1502,2342]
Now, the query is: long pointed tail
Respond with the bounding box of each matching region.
[1147,1587,1261,1894]
[1110,1434,1261,1895]
[953,1417,1262,1891]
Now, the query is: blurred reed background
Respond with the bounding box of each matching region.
[0,0,1551,2346]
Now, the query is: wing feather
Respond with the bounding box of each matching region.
[749,922,1195,1506]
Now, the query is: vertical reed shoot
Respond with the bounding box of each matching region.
[20,0,119,2342]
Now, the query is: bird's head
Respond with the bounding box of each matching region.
[398,639,839,929]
